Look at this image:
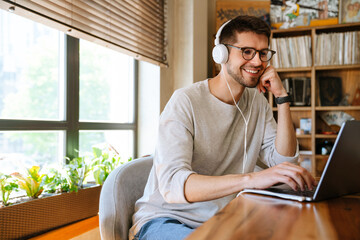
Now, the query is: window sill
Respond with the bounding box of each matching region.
[29,216,99,240]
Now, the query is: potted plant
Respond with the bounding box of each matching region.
[0,157,99,239]
[0,145,131,239]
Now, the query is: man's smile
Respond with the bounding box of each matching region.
[241,66,264,77]
[243,68,260,74]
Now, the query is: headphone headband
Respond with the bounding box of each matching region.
[214,20,231,45]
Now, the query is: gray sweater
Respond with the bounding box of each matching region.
[130,79,298,239]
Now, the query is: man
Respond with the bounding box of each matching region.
[130,15,316,240]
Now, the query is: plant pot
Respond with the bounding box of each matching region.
[0,185,101,240]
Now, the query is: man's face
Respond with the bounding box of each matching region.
[226,32,269,88]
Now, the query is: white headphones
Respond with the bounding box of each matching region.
[212,20,232,64]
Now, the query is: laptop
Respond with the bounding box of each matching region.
[239,120,360,202]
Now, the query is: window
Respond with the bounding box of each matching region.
[0,11,64,121]
[78,39,135,157]
[79,39,134,123]
[0,9,136,174]
[0,131,65,173]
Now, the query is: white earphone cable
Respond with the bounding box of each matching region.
[222,71,257,173]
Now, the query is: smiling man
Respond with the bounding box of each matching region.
[130,15,316,240]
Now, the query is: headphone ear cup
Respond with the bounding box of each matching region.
[212,44,228,64]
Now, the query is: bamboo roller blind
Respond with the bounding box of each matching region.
[1,0,167,66]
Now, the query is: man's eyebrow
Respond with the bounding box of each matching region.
[237,46,270,51]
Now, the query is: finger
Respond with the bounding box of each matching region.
[296,171,311,191]
[278,168,306,191]
[257,83,267,93]
[304,172,317,190]
[296,167,316,190]
[259,78,273,93]
[274,163,307,190]
[275,175,298,191]
[256,83,261,93]
[278,163,315,190]
[281,163,316,189]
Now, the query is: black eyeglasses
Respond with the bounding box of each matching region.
[225,44,276,62]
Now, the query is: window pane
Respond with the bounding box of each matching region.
[79,130,134,160]
[79,39,134,123]
[0,131,65,174]
[0,10,65,120]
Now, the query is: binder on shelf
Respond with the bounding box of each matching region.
[283,77,311,106]
[318,76,342,106]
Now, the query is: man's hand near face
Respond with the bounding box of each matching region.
[257,66,288,98]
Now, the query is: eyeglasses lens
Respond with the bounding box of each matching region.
[242,48,273,62]
[242,49,255,60]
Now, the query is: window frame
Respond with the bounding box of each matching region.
[0,35,138,160]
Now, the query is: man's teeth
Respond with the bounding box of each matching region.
[244,69,259,74]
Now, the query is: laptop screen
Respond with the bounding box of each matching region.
[315,120,360,201]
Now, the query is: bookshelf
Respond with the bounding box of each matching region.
[270,22,360,177]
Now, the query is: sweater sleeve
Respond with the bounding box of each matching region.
[154,91,196,204]
[258,99,299,167]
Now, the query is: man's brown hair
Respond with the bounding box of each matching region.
[220,15,271,45]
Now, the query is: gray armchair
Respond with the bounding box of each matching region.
[99,156,153,240]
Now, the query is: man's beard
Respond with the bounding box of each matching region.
[227,64,260,88]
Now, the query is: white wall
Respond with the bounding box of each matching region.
[137,61,160,157]
[208,0,217,77]
[160,0,209,111]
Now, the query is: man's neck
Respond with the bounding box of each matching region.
[208,73,245,105]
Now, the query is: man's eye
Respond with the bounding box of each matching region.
[260,51,268,56]
[243,49,253,55]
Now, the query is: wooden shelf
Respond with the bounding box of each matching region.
[315,134,338,139]
[315,64,360,70]
[296,134,311,139]
[315,106,360,111]
[275,64,360,72]
[273,106,312,111]
[276,67,312,72]
[272,22,360,33]
[270,22,360,177]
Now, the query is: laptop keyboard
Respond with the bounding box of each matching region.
[268,187,316,197]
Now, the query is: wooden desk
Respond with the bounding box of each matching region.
[187,193,360,240]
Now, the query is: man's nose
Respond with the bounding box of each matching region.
[249,51,263,66]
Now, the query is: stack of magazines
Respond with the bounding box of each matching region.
[270,35,312,68]
[315,31,360,66]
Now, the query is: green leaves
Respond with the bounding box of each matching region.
[64,155,92,192]
[91,145,132,185]
[0,173,19,206]
[43,168,70,193]
[1,146,132,206]
[11,166,45,199]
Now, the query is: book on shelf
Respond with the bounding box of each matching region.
[315,31,360,66]
[271,35,312,68]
